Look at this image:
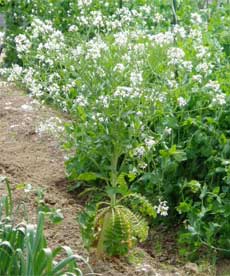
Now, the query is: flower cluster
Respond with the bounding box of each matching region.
[154,200,169,216]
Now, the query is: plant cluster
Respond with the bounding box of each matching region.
[1,0,230,259]
[0,176,92,275]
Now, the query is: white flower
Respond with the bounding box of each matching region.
[114,63,125,72]
[74,95,88,107]
[144,137,156,150]
[130,71,143,87]
[196,62,213,75]
[90,11,104,28]
[78,0,92,9]
[192,74,203,83]
[182,61,193,72]
[96,95,109,108]
[164,127,172,135]
[177,97,187,107]
[114,86,133,98]
[139,5,151,15]
[205,80,221,92]
[92,113,108,124]
[155,200,169,216]
[189,29,203,43]
[153,13,165,23]
[68,25,78,32]
[114,31,129,47]
[157,93,166,103]
[138,162,148,170]
[15,34,31,54]
[72,46,83,58]
[48,83,60,96]
[86,37,108,60]
[132,43,146,55]
[7,64,23,82]
[212,93,226,106]
[149,31,174,47]
[167,80,178,89]
[191,13,202,25]
[167,47,185,65]
[133,146,146,158]
[36,117,64,137]
[23,67,35,87]
[173,25,186,39]
[195,45,210,59]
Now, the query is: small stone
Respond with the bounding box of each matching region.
[68,199,75,205]
[159,256,168,262]
[44,197,56,205]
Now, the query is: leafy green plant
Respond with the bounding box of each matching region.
[0,176,13,217]
[79,190,156,256]
[0,176,93,275]
[177,182,230,259]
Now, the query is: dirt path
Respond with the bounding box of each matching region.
[0,81,85,250]
[0,81,222,276]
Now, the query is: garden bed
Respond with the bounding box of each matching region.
[0,0,230,275]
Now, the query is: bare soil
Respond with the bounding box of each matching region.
[0,81,228,276]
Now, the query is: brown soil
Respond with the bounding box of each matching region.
[0,81,228,276]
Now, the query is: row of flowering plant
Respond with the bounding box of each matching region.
[1,0,230,259]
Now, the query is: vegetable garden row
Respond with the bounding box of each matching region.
[0,0,229,274]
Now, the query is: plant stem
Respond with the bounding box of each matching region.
[119,0,123,9]
[5,178,13,216]
[110,151,119,207]
[172,0,177,25]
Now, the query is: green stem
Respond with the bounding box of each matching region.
[5,178,13,216]
[172,0,177,25]
[110,151,119,207]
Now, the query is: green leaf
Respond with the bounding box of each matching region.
[50,209,64,224]
[173,150,187,162]
[200,185,208,199]
[16,183,26,190]
[212,186,220,195]
[117,173,129,195]
[187,180,201,193]
[77,172,106,182]
[52,255,76,275]
[177,202,191,214]
[127,173,136,182]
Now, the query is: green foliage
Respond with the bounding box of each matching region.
[1,0,230,260]
[79,192,156,256]
[0,176,92,275]
[177,182,230,259]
